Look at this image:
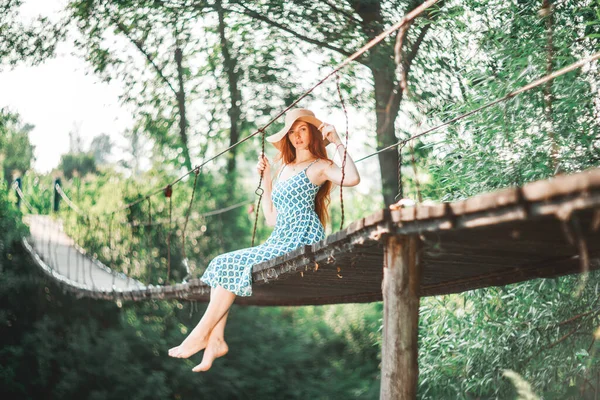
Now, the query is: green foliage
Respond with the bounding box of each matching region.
[89,133,112,165]
[419,276,600,399]
[0,108,35,188]
[0,183,384,398]
[2,0,600,398]
[59,152,97,180]
[411,0,600,202]
[0,180,28,252]
[0,0,64,70]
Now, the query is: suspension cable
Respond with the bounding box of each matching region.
[335,73,350,230]
[251,129,267,246]
[55,183,85,215]
[129,199,253,228]
[356,51,600,163]
[12,182,36,213]
[181,167,200,261]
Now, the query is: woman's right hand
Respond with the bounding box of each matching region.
[256,154,271,178]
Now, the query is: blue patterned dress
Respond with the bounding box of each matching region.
[200,159,325,296]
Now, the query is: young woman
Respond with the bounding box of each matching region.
[168,108,360,372]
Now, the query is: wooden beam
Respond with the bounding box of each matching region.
[380,235,421,400]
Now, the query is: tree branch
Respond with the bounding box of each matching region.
[321,0,362,25]
[112,18,178,97]
[394,19,412,94]
[224,3,360,62]
[381,14,436,136]
[557,306,600,327]
[217,0,241,176]
[406,22,432,73]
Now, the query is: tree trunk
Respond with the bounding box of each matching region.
[541,0,558,172]
[380,234,421,400]
[174,46,193,171]
[217,0,241,177]
[349,1,401,206]
[373,66,401,206]
[235,0,438,206]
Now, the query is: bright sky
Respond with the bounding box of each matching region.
[0,52,133,172]
[0,0,381,197]
[0,0,132,173]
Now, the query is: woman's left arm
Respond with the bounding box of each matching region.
[319,123,361,187]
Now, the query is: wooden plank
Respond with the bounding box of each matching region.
[346,217,365,234]
[522,168,600,201]
[415,203,447,220]
[364,208,390,227]
[450,187,519,215]
[399,206,417,222]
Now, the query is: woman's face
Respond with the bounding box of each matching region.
[287,121,312,151]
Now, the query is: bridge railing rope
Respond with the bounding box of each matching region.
[356,51,600,164]
[12,181,36,213]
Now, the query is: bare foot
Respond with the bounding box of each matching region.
[168,328,209,359]
[192,338,229,372]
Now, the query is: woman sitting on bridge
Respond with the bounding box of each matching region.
[168,108,361,372]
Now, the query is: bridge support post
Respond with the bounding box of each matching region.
[53,178,61,212]
[380,234,421,400]
[15,177,22,208]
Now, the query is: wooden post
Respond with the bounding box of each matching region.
[380,235,421,400]
[15,177,22,208]
[53,178,61,213]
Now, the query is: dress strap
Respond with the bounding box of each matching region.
[276,164,286,180]
[303,159,319,172]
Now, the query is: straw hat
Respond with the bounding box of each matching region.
[266,108,330,151]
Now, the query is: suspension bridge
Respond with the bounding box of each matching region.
[16,168,600,306]
[9,0,600,398]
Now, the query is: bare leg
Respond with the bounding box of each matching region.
[192,310,230,372]
[168,285,235,359]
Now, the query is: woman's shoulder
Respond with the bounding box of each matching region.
[313,157,334,169]
[310,158,334,177]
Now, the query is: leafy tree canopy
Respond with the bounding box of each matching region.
[0,108,35,187]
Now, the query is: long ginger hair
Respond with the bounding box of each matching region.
[274,122,333,228]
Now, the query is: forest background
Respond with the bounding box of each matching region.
[1,0,600,398]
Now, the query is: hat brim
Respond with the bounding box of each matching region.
[266,116,330,150]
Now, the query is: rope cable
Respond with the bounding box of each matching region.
[252,129,267,246]
[146,198,153,284]
[395,142,406,201]
[86,217,96,289]
[165,185,173,282]
[356,51,600,163]
[12,182,35,213]
[335,73,350,230]
[130,199,253,228]
[109,215,116,289]
[181,166,200,262]
[55,184,85,216]
[410,139,423,203]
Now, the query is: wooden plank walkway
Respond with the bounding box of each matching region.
[23,215,144,293]
[22,168,600,305]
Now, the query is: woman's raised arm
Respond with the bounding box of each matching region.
[318,123,360,187]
